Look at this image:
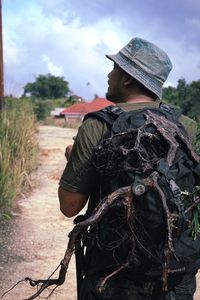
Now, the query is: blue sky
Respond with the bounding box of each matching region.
[3,0,200,100]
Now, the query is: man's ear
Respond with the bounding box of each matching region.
[122,73,133,86]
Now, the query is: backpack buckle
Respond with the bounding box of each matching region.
[169,179,181,197]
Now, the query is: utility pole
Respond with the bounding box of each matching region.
[0,0,4,110]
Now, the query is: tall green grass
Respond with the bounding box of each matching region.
[0,98,39,215]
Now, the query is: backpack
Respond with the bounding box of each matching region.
[81,103,200,290]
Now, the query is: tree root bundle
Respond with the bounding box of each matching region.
[1,109,200,299]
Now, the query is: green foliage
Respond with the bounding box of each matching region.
[23,73,70,99]
[177,78,187,106]
[194,124,200,155]
[31,98,71,120]
[186,81,200,121]
[192,204,200,240]
[0,98,39,215]
[181,186,200,240]
[163,79,200,121]
[67,94,82,105]
[31,95,81,121]
[163,78,200,154]
[32,99,52,120]
[162,86,178,105]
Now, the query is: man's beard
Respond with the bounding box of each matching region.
[105,90,121,103]
[105,91,112,101]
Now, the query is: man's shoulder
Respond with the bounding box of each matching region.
[75,115,109,148]
[82,115,109,134]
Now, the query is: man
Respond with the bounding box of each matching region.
[58,38,197,299]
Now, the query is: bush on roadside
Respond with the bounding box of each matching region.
[30,98,72,121]
[0,98,39,216]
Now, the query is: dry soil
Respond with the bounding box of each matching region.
[0,125,78,300]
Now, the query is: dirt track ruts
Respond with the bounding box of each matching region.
[0,125,78,300]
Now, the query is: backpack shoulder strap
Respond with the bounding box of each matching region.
[159,102,182,118]
[83,105,123,126]
[159,102,190,139]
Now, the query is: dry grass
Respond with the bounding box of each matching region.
[0,99,39,216]
[42,116,82,129]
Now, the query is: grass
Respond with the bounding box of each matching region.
[0,98,39,216]
[194,123,200,155]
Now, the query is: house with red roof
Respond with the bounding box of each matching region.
[60,98,114,121]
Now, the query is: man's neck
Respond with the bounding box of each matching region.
[124,94,155,103]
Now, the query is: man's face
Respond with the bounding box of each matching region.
[106,63,125,103]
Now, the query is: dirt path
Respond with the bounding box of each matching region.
[0,124,200,300]
[0,125,78,300]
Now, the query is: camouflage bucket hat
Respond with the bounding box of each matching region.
[106,37,173,99]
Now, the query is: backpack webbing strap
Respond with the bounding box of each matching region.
[156,159,181,195]
[194,163,200,177]
[83,105,123,126]
[156,159,185,215]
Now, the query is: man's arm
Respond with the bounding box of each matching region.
[58,186,88,217]
[59,118,108,218]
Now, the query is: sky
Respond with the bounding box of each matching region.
[3,0,200,100]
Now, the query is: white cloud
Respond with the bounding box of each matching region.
[42,55,64,76]
[4,2,127,98]
[4,30,20,66]
[161,38,200,86]
[4,0,200,98]
[186,17,200,27]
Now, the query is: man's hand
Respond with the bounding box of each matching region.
[65,144,73,160]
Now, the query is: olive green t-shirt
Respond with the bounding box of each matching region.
[59,102,197,194]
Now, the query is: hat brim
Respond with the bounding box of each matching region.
[106,53,162,99]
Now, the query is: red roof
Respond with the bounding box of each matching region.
[61,98,114,115]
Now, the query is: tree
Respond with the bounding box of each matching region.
[176,78,188,113]
[23,74,70,99]
[163,79,200,121]
[177,78,187,104]
[162,86,178,105]
[186,80,200,121]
